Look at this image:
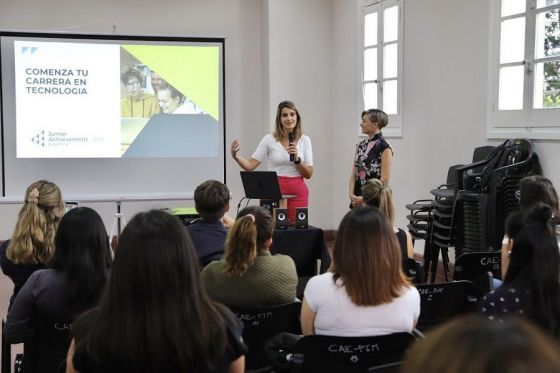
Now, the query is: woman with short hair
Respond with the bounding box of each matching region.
[349,109,393,208]
[301,206,419,336]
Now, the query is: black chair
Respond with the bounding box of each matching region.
[2,319,11,373]
[402,258,425,285]
[13,318,72,373]
[415,281,478,332]
[229,302,301,372]
[405,199,433,282]
[290,333,417,373]
[453,251,501,295]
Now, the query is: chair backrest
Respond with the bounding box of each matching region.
[402,259,425,285]
[453,251,501,295]
[2,319,11,373]
[25,318,73,373]
[292,333,416,373]
[229,302,302,370]
[415,281,477,331]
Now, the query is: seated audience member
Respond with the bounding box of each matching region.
[4,207,111,373]
[480,204,560,337]
[402,315,560,373]
[501,175,559,277]
[0,180,64,307]
[362,178,414,258]
[202,206,298,307]
[67,210,246,373]
[301,206,419,336]
[188,180,233,267]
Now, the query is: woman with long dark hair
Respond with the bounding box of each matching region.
[480,203,560,337]
[501,175,559,277]
[202,206,297,307]
[66,210,246,373]
[301,206,419,336]
[4,207,112,372]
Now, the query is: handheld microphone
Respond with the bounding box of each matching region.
[288,132,294,161]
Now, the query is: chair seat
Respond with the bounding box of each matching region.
[405,203,432,212]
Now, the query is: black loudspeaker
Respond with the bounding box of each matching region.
[295,208,308,229]
[275,208,289,229]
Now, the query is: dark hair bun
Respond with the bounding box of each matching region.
[527,203,554,224]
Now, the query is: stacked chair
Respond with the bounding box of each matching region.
[406,139,541,283]
[454,138,541,251]
[405,200,432,282]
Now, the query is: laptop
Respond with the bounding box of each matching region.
[240,171,295,200]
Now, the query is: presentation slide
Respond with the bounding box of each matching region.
[13,40,220,158]
[0,33,225,198]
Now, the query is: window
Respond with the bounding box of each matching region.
[488,0,560,139]
[361,0,403,137]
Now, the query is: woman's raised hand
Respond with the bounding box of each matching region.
[231,139,240,160]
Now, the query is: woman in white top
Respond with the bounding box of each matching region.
[231,100,313,224]
[301,206,420,337]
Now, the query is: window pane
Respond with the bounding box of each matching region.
[364,12,377,47]
[537,0,560,8]
[502,0,526,17]
[364,48,378,81]
[383,6,398,43]
[500,17,526,63]
[534,61,560,108]
[499,65,524,110]
[364,82,378,110]
[383,44,398,79]
[535,9,560,58]
[383,80,398,115]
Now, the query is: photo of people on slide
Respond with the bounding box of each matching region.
[120,67,160,118]
[118,47,219,158]
[157,82,205,114]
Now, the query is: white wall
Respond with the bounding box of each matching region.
[265,0,334,228]
[333,0,560,253]
[0,0,559,242]
[0,0,265,237]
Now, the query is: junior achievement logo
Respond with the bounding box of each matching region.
[30,130,45,147]
[30,130,88,147]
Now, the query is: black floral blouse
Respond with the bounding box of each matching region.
[352,132,392,196]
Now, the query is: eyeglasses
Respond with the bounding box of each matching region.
[126,81,140,88]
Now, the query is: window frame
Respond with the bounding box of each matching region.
[488,0,560,140]
[360,0,404,138]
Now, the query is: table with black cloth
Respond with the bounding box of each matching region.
[270,226,331,277]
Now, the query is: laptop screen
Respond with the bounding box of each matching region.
[240,171,283,200]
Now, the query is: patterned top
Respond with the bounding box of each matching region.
[353,132,392,195]
[479,285,530,322]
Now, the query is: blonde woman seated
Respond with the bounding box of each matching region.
[202,206,298,307]
[301,206,420,336]
[362,179,414,258]
[0,180,64,307]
